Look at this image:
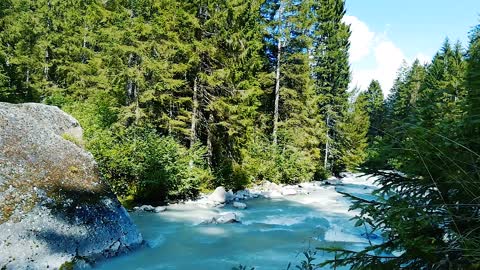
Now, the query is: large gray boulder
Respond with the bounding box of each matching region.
[0,103,143,269]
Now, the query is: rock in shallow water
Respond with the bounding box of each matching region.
[133,205,166,213]
[263,190,283,199]
[201,212,240,224]
[233,202,247,209]
[216,212,239,223]
[208,186,227,204]
[0,102,143,270]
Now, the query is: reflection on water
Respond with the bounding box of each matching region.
[95,175,380,270]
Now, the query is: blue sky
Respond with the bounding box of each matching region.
[344,0,480,95]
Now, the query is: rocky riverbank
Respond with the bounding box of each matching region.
[133,172,369,224]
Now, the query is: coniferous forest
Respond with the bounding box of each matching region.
[1,0,480,268]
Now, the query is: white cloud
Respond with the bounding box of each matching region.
[343,15,375,63]
[345,16,431,96]
[372,41,406,92]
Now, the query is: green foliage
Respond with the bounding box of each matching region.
[321,22,480,270]
[361,80,385,141]
[89,126,212,203]
[0,0,362,202]
[58,261,75,270]
[311,0,352,175]
[336,93,370,172]
[241,134,320,184]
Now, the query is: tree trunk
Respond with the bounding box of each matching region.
[44,49,49,80]
[134,82,140,124]
[272,4,283,145]
[324,113,330,170]
[190,77,198,148]
[207,113,214,168]
[127,53,134,105]
[168,99,173,135]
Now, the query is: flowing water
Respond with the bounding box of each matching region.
[96,174,380,270]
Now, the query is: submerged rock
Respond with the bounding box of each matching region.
[0,103,143,270]
[226,190,235,202]
[233,202,247,210]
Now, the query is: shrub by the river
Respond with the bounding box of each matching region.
[88,127,212,204]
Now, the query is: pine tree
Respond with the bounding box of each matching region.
[0,0,45,102]
[465,25,480,152]
[337,92,369,171]
[417,39,467,134]
[312,0,351,174]
[360,80,384,141]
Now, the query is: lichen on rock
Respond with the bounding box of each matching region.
[0,102,143,269]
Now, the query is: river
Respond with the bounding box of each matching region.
[96,174,380,270]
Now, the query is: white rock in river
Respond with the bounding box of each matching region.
[259,180,282,192]
[263,190,283,199]
[133,205,165,213]
[134,205,156,212]
[0,102,142,270]
[281,187,297,196]
[208,186,227,204]
[233,202,247,209]
[201,212,239,224]
[216,212,239,223]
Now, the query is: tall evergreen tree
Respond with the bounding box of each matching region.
[312,0,351,174]
[465,25,480,152]
[417,39,467,134]
[337,92,369,171]
[360,79,384,141]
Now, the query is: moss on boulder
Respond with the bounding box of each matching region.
[0,102,142,269]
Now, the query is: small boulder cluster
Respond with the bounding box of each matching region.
[133,205,166,213]
[203,180,327,209]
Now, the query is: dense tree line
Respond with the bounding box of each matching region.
[0,0,369,203]
[320,26,480,269]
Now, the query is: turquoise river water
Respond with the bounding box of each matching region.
[96,174,380,270]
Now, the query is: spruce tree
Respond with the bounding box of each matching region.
[465,25,480,151]
[360,80,384,141]
[337,92,369,171]
[418,39,467,134]
[312,0,351,174]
